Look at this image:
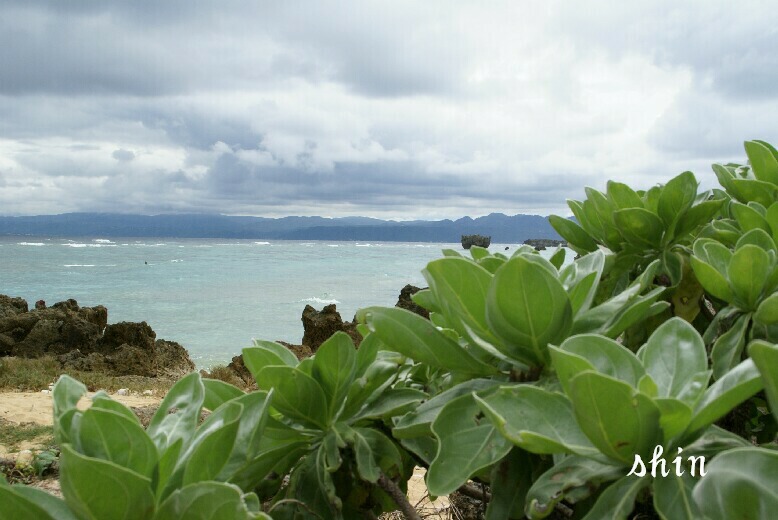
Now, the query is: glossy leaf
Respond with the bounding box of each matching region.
[311,331,357,420]
[693,448,778,520]
[549,215,598,252]
[580,475,647,520]
[690,255,733,302]
[475,385,598,456]
[251,339,299,367]
[745,140,778,185]
[749,340,778,416]
[558,334,645,387]
[485,448,532,520]
[525,456,623,520]
[569,372,661,464]
[653,471,701,520]
[641,318,707,401]
[427,393,512,496]
[711,313,749,380]
[52,375,87,445]
[486,256,573,366]
[359,306,498,375]
[78,408,158,479]
[202,379,245,411]
[257,366,329,429]
[613,208,664,248]
[60,444,155,520]
[658,171,697,230]
[684,359,763,438]
[147,372,205,454]
[154,482,262,520]
[728,244,771,310]
[755,293,778,325]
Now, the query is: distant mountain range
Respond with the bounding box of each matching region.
[0,213,561,243]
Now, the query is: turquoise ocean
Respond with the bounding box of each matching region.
[0,237,563,369]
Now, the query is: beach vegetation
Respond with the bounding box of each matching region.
[2,139,778,519]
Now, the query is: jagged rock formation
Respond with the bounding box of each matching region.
[301,304,360,351]
[0,295,194,377]
[395,284,429,319]
[523,238,567,251]
[461,234,491,249]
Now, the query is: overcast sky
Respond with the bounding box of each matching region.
[0,1,775,219]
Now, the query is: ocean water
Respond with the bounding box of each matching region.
[0,237,564,368]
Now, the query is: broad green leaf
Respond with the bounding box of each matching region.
[486,256,573,367]
[674,199,725,238]
[60,444,155,520]
[683,425,751,458]
[613,207,664,248]
[216,391,273,480]
[154,482,258,520]
[755,293,778,325]
[353,387,426,421]
[749,340,778,416]
[52,375,87,445]
[78,408,158,479]
[340,353,400,419]
[311,331,357,420]
[359,306,498,375]
[607,180,644,209]
[257,366,329,429]
[569,372,661,464]
[684,359,763,437]
[475,385,598,456]
[641,318,707,401]
[711,313,749,380]
[525,456,624,520]
[653,471,701,520]
[147,372,205,454]
[558,334,645,387]
[470,245,490,260]
[548,215,598,252]
[177,401,243,488]
[484,448,532,520]
[693,448,778,520]
[3,486,78,520]
[427,393,512,496]
[580,475,647,520]
[228,441,309,491]
[242,347,288,382]
[601,288,669,338]
[736,228,777,252]
[422,257,501,349]
[731,201,771,233]
[661,249,683,286]
[203,379,245,411]
[728,244,771,310]
[730,178,778,207]
[690,256,734,302]
[393,379,499,438]
[654,398,693,442]
[0,487,65,520]
[90,392,141,424]
[559,250,605,317]
[548,346,596,397]
[410,288,439,313]
[352,427,403,483]
[658,171,697,230]
[745,140,778,185]
[251,339,299,367]
[549,247,566,270]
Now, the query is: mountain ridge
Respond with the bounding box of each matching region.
[0,212,562,243]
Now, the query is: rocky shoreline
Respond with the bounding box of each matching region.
[0,284,428,384]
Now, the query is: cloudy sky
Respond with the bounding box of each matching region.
[0,1,775,219]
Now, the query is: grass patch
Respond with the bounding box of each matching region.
[0,356,176,394]
[0,418,54,451]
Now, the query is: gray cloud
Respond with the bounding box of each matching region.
[0,1,775,219]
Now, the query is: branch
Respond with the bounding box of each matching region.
[456,482,492,502]
[377,473,421,520]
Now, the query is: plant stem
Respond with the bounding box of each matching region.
[377,473,421,520]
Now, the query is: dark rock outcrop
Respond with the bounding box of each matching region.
[395,284,429,319]
[461,234,491,249]
[0,295,194,378]
[301,304,360,351]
